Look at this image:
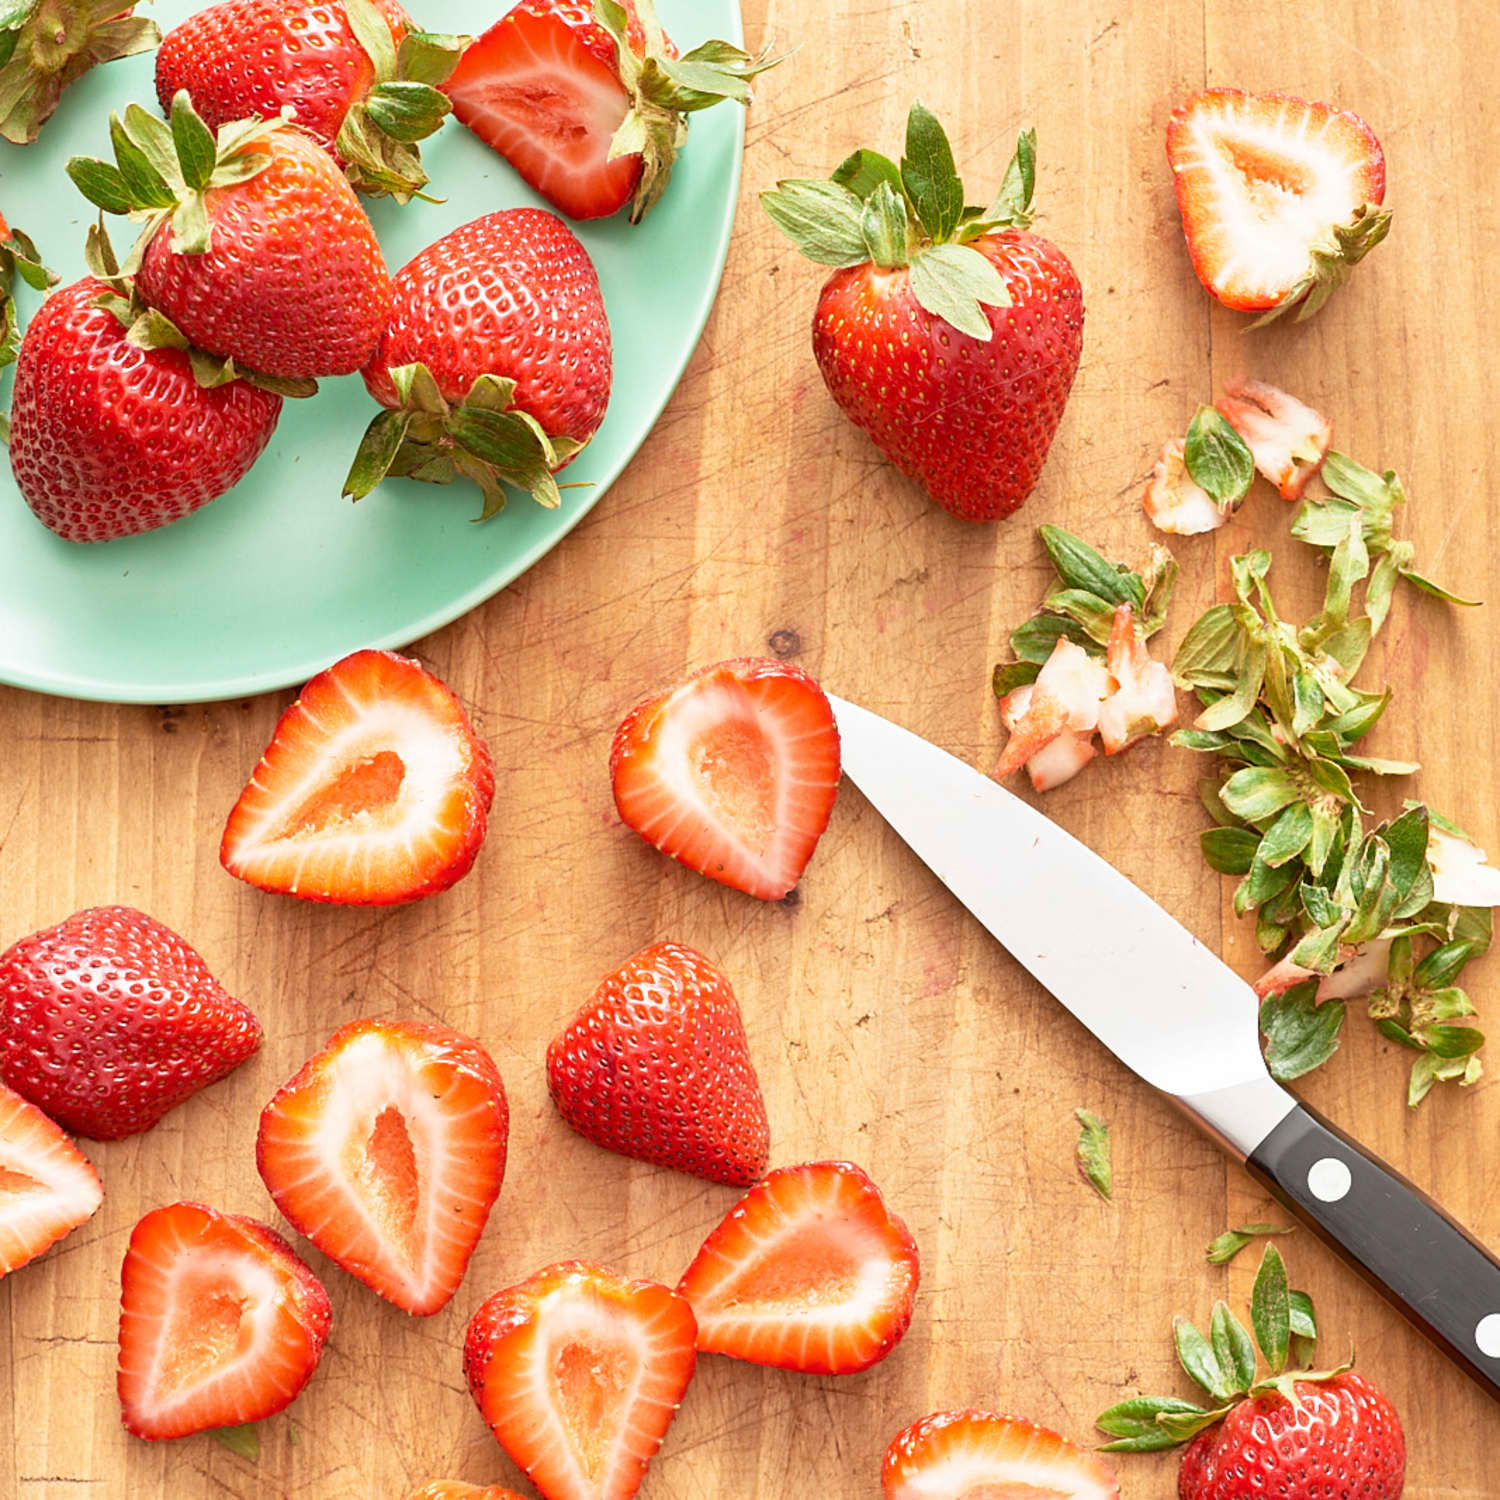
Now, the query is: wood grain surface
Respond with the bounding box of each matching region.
[3,0,1497,1495]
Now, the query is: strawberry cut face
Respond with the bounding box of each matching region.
[0,1084,102,1278]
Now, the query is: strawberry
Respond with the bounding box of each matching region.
[464,1260,697,1500]
[256,1018,508,1315]
[0,1083,103,1278]
[1216,378,1332,500]
[0,906,261,1141]
[155,0,467,201]
[347,208,611,515]
[1166,88,1389,323]
[117,1201,332,1440]
[676,1160,920,1374]
[610,657,841,901]
[547,941,770,1187]
[1097,1244,1405,1500]
[405,1486,527,1500]
[444,0,778,223]
[0,3,159,144]
[765,105,1083,522]
[220,648,495,905]
[883,1410,1120,1499]
[69,94,394,379]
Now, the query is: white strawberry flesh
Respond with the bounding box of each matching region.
[1427,827,1500,907]
[1217,378,1332,499]
[1097,605,1177,754]
[1143,436,1228,534]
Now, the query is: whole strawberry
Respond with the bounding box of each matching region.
[764,104,1084,522]
[156,0,466,201]
[346,208,611,514]
[0,906,262,1140]
[69,94,394,379]
[547,942,770,1186]
[1097,1245,1406,1500]
[7,277,283,542]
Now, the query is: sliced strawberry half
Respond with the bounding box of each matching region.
[0,1083,103,1277]
[1217,378,1332,500]
[882,1410,1120,1499]
[256,1019,508,1316]
[611,656,841,901]
[464,1260,698,1500]
[676,1160,920,1374]
[220,648,495,906]
[117,1201,331,1440]
[1166,88,1388,320]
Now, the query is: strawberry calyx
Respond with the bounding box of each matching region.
[0,0,160,144]
[0,218,56,398]
[597,0,783,223]
[763,102,1040,340]
[344,364,587,518]
[335,0,468,203]
[1096,1245,1333,1452]
[1248,202,1393,328]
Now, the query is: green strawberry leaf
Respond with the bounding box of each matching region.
[170,98,219,193]
[1095,1396,1214,1452]
[1219,766,1301,824]
[210,1424,260,1463]
[397,30,470,86]
[1205,1223,1294,1265]
[992,659,1041,698]
[1210,1300,1258,1395]
[1039,526,1144,609]
[1172,604,1241,686]
[1074,1108,1111,1201]
[761,179,870,267]
[859,180,910,268]
[67,156,135,215]
[907,241,1008,339]
[900,101,965,244]
[365,81,453,143]
[831,147,905,203]
[1008,613,1094,664]
[1184,405,1254,509]
[982,127,1037,228]
[1258,802,1314,869]
[109,112,177,209]
[1251,1244,1291,1374]
[1399,567,1481,606]
[1201,827,1260,876]
[1260,983,1345,1081]
[1173,1315,1228,1400]
[344,0,399,80]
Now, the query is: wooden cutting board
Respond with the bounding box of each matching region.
[2,0,1496,1495]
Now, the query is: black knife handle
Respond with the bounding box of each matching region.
[1246,1100,1500,1401]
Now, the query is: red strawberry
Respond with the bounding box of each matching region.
[677,1160,920,1374]
[117,1201,331,1440]
[348,208,611,514]
[883,1410,1121,1499]
[257,1018,508,1315]
[71,96,394,379]
[464,1260,697,1500]
[220,648,495,906]
[155,0,463,201]
[547,941,770,1186]
[0,1083,103,1277]
[0,906,261,1141]
[444,0,777,223]
[6,277,282,542]
[765,106,1083,522]
[1166,88,1389,322]
[610,657,841,901]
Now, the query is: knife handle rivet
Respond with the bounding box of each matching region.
[1477,1313,1500,1359]
[1307,1157,1352,1203]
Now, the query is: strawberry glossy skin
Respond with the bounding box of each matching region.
[117,1201,331,1440]
[0,1083,103,1278]
[7,279,281,542]
[156,0,410,153]
[0,906,261,1141]
[1177,1372,1405,1500]
[814,230,1083,522]
[363,208,611,449]
[257,1018,508,1315]
[547,941,769,1186]
[220,648,495,906]
[136,127,394,379]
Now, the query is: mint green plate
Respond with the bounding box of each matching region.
[0,0,742,703]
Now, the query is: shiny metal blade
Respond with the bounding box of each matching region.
[829,695,1296,1154]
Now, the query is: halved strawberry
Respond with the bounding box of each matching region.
[676,1160,919,1375]
[464,1260,697,1500]
[256,1019,508,1316]
[1217,378,1332,500]
[1166,88,1389,321]
[220,649,495,905]
[117,1201,331,1440]
[611,657,841,901]
[0,1083,103,1277]
[883,1410,1120,1499]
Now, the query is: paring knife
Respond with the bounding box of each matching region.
[828,693,1500,1402]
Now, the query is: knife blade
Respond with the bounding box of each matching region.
[828,692,1500,1402]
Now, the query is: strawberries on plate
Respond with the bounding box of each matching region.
[117,1201,331,1440]
[1166,88,1389,322]
[0,906,261,1141]
[464,1260,698,1500]
[0,1083,103,1278]
[611,656,841,901]
[220,648,495,905]
[677,1160,920,1375]
[257,1019,508,1315]
[547,941,770,1186]
[883,1410,1120,1499]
